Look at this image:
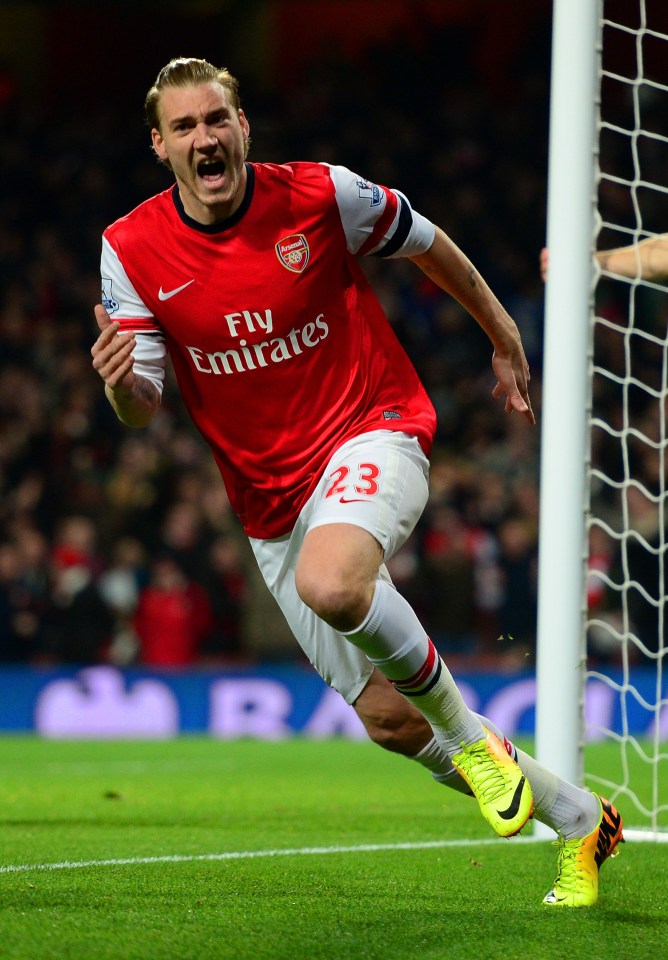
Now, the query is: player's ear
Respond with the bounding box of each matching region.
[151,127,168,163]
[238,110,251,158]
[239,109,250,142]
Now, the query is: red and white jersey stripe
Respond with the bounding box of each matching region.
[101,161,437,538]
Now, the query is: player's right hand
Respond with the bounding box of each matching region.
[91,304,137,395]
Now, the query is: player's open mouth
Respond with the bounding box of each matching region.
[197,159,227,186]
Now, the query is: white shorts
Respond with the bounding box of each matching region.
[249,430,430,703]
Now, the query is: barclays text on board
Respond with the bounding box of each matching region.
[0,665,664,740]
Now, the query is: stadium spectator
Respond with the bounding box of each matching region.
[198,533,249,662]
[43,515,114,663]
[134,554,213,667]
[0,539,40,662]
[98,535,147,666]
[419,502,480,656]
[494,515,538,667]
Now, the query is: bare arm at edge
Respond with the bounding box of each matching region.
[596,234,668,282]
[540,238,668,283]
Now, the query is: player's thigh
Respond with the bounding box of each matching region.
[306,430,430,560]
[295,521,383,608]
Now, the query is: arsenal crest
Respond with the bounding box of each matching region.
[276,234,310,273]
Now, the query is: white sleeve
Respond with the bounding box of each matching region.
[130,336,167,395]
[100,236,167,395]
[388,191,436,259]
[324,164,435,259]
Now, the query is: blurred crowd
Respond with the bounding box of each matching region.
[0,13,661,671]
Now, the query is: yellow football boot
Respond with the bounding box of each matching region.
[452,729,533,838]
[543,795,624,907]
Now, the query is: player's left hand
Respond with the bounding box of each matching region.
[491,350,535,424]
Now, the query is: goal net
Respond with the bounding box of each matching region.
[585,0,668,835]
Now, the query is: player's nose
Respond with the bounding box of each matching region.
[193,124,217,149]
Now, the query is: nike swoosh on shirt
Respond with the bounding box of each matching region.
[158,279,195,300]
[338,497,369,504]
[497,776,528,820]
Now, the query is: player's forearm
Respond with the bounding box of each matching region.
[105,376,160,428]
[597,235,668,282]
[410,226,521,353]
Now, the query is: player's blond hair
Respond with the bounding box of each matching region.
[145,57,248,155]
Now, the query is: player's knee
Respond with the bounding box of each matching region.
[295,568,369,632]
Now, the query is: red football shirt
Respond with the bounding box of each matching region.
[101,162,437,538]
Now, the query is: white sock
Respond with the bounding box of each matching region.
[537,774,600,839]
[342,580,484,756]
[412,717,600,838]
[413,738,472,795]
[479,715,600,838]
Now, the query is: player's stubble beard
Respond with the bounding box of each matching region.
[184,151,247,223]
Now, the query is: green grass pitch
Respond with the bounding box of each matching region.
[0,736,666,960]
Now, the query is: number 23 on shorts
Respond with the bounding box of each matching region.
[325,463,381,502]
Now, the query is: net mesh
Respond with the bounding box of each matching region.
[586,0,668,831]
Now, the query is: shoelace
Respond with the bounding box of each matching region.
[551,837,585,893]
[456,741,512,803]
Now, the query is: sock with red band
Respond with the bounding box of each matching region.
[341,579,484,756]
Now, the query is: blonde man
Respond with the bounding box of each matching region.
[92,58,622,907]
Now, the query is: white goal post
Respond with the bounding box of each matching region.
[536,0,668,840]
[535,0,598,836]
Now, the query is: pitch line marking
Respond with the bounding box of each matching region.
[0,836,541,875]
[2,828,661,875]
